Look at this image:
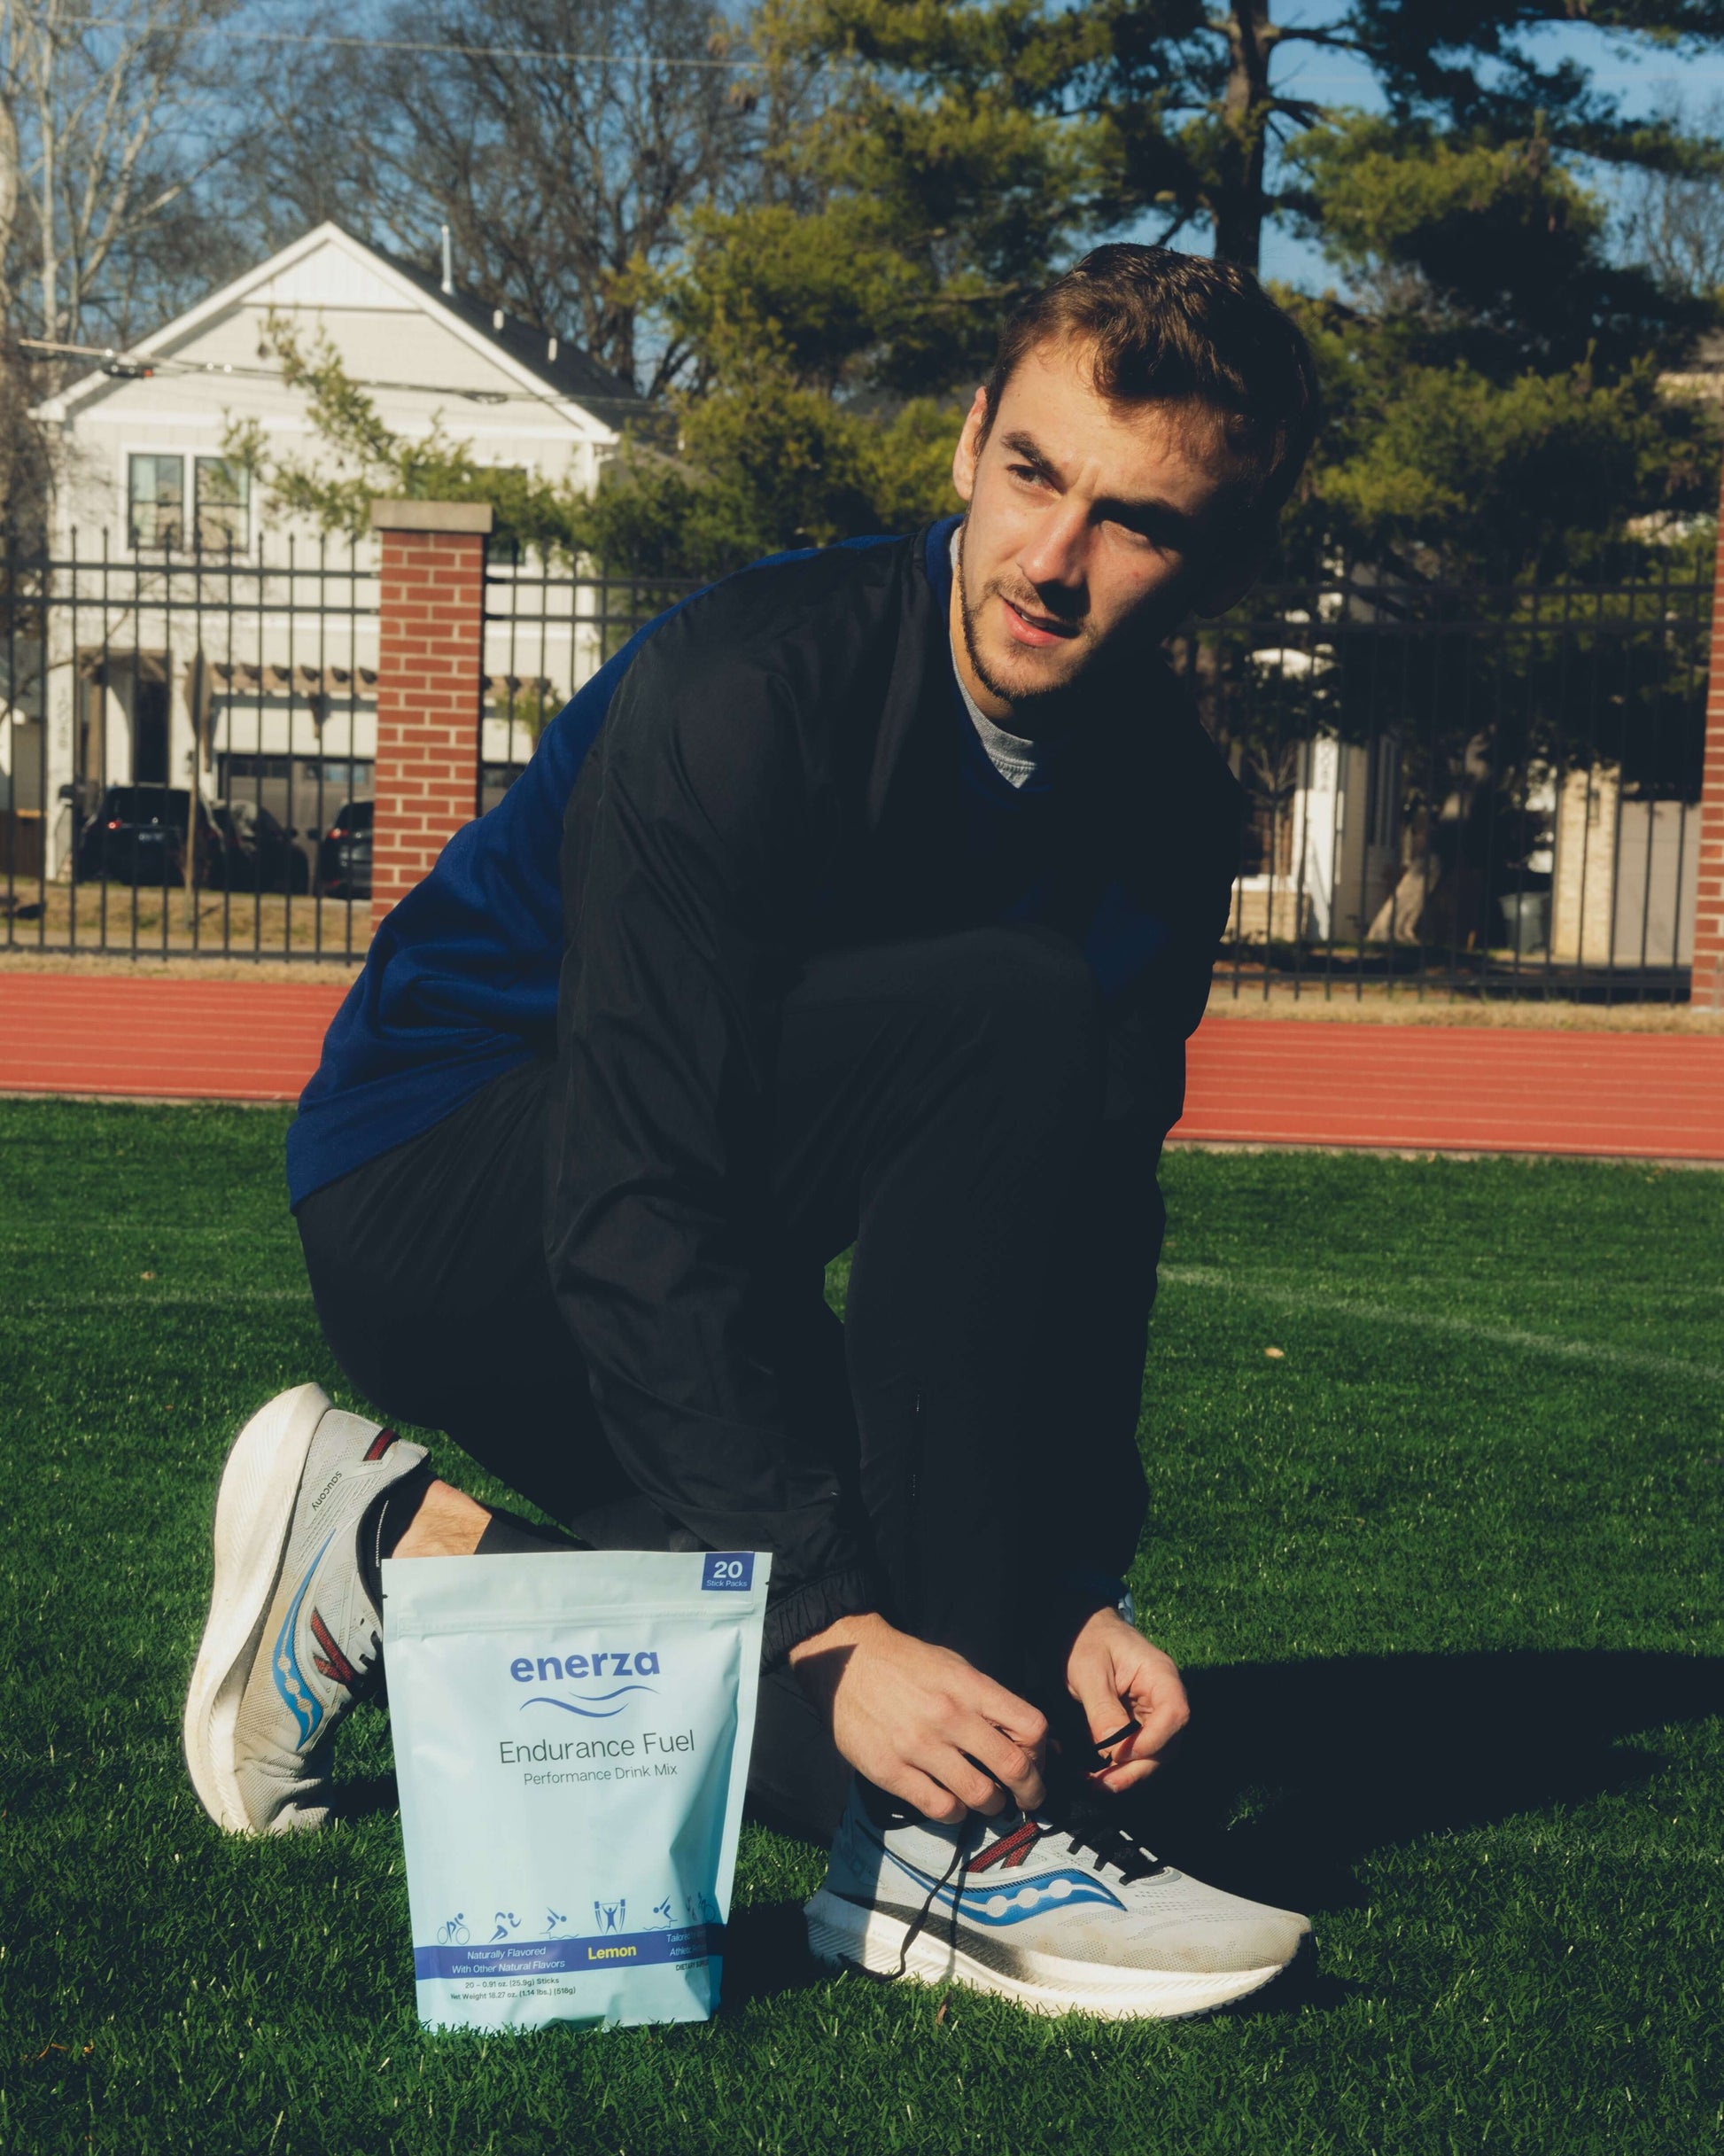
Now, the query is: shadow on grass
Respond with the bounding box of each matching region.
[722,1901,826,2007]
[1129,1647,1724,1918]
[1214,1934,1360,2019]
[328,1771,400,1825]
[326,1649,1724,2016]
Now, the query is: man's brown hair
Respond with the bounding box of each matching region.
[982,245,1321,525]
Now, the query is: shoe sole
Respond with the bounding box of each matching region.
[803,1887,1293,2021]
[182,1383,330,1835]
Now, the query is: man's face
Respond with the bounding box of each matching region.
[950,334,1260,727]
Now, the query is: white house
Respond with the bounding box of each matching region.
[1226,620,1402,947]
[16,222,646,876]
[1230,728,1402,946]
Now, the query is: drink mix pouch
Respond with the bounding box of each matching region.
[382,1546,771,2032]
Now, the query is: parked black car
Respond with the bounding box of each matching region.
[75,788,310,891]
[209,799,311,893]
[316,798,372,899]
[75,786,223,886]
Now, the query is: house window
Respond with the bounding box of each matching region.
[195,457,249,550]
[128,455,184,549]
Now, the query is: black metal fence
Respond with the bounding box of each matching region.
[1173,571,1713,1002]
[479,556,702,817]
[2,540,1713,1001]
[0,536,379,961]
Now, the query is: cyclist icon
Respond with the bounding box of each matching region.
[437,1914,469,1945]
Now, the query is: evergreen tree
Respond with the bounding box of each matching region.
[587,0,1722,574]
[253,0,1724,577]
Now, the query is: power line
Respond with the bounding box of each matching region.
[74,17,757,68]
[18,336,615,412]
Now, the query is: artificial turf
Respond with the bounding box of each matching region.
[3,1097,1721,2154]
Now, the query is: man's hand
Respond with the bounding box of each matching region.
[1064,1606,1190,1793]
[788,1611,1047,1823]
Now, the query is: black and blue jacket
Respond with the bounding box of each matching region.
[289,517,1242,1631]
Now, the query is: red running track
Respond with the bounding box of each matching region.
[3,974,1723,1160]
[1178,1018,1724,1161]
[0,975,350,1106]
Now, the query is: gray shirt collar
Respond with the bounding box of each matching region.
[949,527,1053,790]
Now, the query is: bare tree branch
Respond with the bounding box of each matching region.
[0,0,245,363]
[228,0,759,395]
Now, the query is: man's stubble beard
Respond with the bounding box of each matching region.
[954,520,1149,731]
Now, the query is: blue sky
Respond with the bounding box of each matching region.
[1253,5,1724,289]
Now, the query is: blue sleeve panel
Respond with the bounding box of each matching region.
[285,617,658,1208]
[285,535,913,1210]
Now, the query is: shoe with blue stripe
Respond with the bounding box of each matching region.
[182,1384,428,1835]
[804,1778,1310,2020]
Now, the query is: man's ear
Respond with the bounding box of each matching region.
[951,385,990,505]
[1188,529,1271,619]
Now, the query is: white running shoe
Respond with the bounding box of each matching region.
[182,1383,429,1835]
[805,1779,1311,2020]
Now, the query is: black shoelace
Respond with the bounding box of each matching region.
[891,1829,975,1979]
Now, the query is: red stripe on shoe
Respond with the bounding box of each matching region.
[309,1607,361,1687]
[967,1819,1044,1873]
[362,1428,399,1462]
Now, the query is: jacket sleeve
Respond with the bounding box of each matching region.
[546,625,877,1667]
[1038,745,1244,1607]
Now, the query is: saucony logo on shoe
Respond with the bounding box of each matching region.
[269,1533,335,1746]
[879,1856,1127,1925]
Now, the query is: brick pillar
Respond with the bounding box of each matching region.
[1701,487,1724,1009]
[369,499,493,928]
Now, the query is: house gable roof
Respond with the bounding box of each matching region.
[34,222,650,439]
[381,251,648,432]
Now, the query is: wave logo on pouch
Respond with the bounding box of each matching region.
[509,1648,661,1718]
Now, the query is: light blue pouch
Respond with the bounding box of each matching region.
[382,1547,771,2033]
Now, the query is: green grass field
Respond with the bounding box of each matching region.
[4,1099,1722,2154]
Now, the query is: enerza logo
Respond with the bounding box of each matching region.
[509,1647,662,1719]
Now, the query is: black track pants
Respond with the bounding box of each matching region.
[298,925,1152,1841]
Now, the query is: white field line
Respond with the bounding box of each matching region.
[1160,1265,1724,1386]
[13,1273,1722,1387]
[0,1226,283,1242]
[14,1288,312,1311]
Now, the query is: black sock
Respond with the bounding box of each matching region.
[475,1506,586,1556]
[361,1483,586,1605]
[357,1462,436,1608]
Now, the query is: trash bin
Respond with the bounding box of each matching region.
[1497,890,1549,956]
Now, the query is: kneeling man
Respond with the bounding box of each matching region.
[183,245,1319,2020]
